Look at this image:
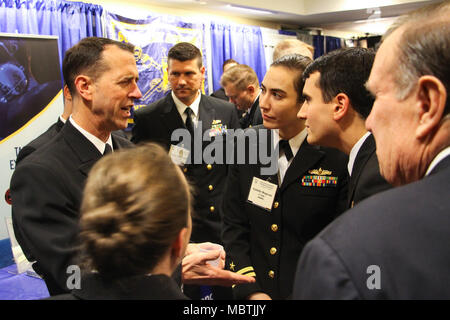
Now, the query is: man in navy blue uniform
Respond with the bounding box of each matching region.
[297,47,391,208]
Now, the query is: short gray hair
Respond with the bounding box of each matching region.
[384,1,450,114]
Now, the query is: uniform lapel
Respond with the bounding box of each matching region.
[62,121,103,177]
[256,128,278,182]
[279,139,324,192]
[198,94,216,134]
[160,93,186,134]
[347,134,376,207]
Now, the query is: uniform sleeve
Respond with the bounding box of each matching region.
[130,109,144,144]
[292,237,360,300]
[221,162,263,299]
[11,161,79,293]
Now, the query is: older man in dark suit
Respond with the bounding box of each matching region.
[297,47,391,208]
[222,54,348,300]
[11,37,140,295]
[293,1,450,299]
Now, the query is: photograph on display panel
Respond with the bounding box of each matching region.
[0,34,61,141]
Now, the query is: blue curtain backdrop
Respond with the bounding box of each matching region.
[210,22,266,92]
[313,35,342,59]
[0,0,103,66]
[325,36,341,53]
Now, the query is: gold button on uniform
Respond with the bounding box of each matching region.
[206,164,212,170]
[271,224,278,232]
[268,270,275,278]
[270,247,277,255]
[208,185,213,191]
[273,201,279,209]
[210,206,215,213]
[183,167,188,173]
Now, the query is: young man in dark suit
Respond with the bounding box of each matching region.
[131,42,240,299]
[220,64,263,129]
[297,47,391,208]
[11,37,141,295]
[221,54,349,300]
[293,1,450,299]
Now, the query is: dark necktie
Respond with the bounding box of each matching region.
[103,143,112,155]
[278,139,293,161]
[184,107,195,135]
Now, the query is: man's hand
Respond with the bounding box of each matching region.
[247,292,272,300]
[182,243,256,287]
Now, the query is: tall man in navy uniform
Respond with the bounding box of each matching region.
[297,47,391,208]
[131,42,240,299]
[221,54,349,300]
[293,1,450,299]
[11,37,140,295]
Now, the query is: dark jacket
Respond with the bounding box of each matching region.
[293,155,450,299]
[11,121,132,295]
[47,273,188,300]
[347,134,392,208]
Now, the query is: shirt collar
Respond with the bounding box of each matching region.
[248,90,261,113]
[273,127,308,159]
[348,131,371,176]
[172,90,201,118]
[69,116,113,154]
[425,146,450,176]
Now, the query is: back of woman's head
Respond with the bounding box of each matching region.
[79,143,192,278]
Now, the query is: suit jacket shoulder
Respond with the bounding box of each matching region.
[294,156,450,299]
[16,118,64,164]
[348,134,392,207]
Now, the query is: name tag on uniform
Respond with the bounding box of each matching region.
[169,144,190,166]
[247,177,278,211]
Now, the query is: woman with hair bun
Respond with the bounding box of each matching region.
[54,143,192,299]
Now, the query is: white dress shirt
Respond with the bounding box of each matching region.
[425,146,450,176]
[172,90,201,127]
[69,116,113,154]
[348,131,371,176]
[273,128,308,184]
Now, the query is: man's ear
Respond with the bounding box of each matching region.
[416,75,447,139]
[200,66,206,80]
[74,75,93,101]
[247,84,255,95]
[333,93,350,121]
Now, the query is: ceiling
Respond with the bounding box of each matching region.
[138,0,441,35]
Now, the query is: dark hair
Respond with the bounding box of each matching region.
[168,42,202,68]
[79,143,193,279]
[302,47,375,119]
[271,53,312,102]
[62,37,135,96]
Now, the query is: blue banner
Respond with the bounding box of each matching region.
[104,12,208,126]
